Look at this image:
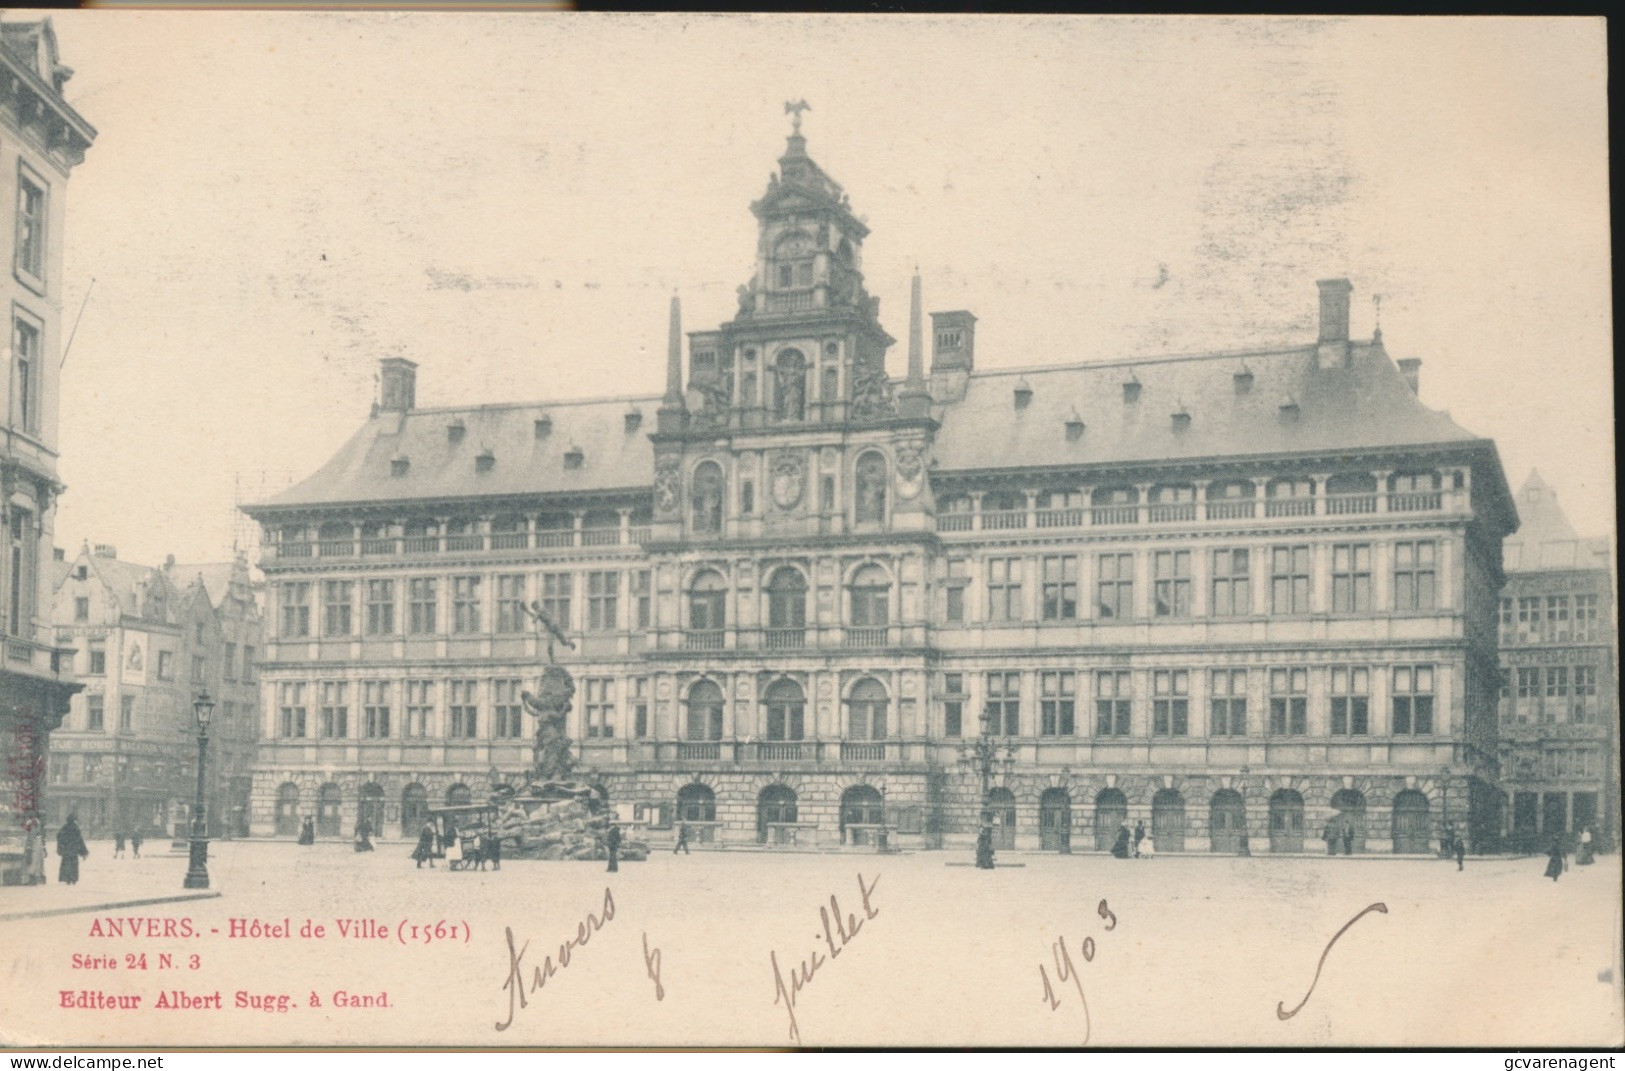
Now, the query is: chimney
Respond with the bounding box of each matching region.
[378,357,418,413]
[1397,358,1421,395]
[930,310,976,374]
[93,544,116,558]
[1316,278,1352,370]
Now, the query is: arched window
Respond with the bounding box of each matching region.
[691,462,724,534]
[686,680,724,741]
[275,782,300,837]
[446,783,472,806]
[357,782,384,836]
[773,232,815,290]
[1152,789,1186,852]
[840,784,885,844]
[1093,787,1128,851]
[848,564,889,627]
[764,679,805,741]
[847,678,889,740]
[987,786,1018,849]
[1039,788,1071,852]
[677,783,716,824]
[1209,789,1245,853]
[854,452,887,524]
[1392,789,1431,853]
[1268,788,1305,853]
[766,567,807,630]
[773,349,807,422]
[400,783,427,837]
[758,784,798,844]
[317,782,343,837]
[688,570,727,633]
[1330,788,1367,853]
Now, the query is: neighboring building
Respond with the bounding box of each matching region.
[0,15,95,884]
[244,123,1518,854]
[1495,472,1616,851]
[48,545,262,839]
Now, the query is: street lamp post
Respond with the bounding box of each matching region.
[958,714,1016,870]
[183,690,215,890]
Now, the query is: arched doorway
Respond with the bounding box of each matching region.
[987,787,1017,849]
[1330,789,1367,853]
[841,784,885,846]
[677,783,716,844]
[446,783,472,807]
[275,783,300,836]
[1094,788,1127,851]
[400,783,427,837]
[1039,788,1071,852]
[357,782,384,836]
[316,783,342,837]
[757,784,798,845]
[1269,789,1305,853]
[1209,789,1245,853]
[1392,789,1431,853]
[1152,789,1187,852]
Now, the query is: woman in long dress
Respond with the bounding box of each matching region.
[1544,838,1565,881]
[412,821,437,868]
[56,815,89,885]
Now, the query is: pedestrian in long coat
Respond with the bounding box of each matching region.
[130,831,142,858]
[412,821,437,868]
[1454,835,1466,871]
[114,830,126,859]
[673,824,691,854]
[1544,838,1564,881]
[56,815,89,885]
[605,824,622,873]
[297,816,315,845]
[1111,826,1131,859]
[354,820,374,853]
[975,825,994,869]
[1132,820,1146,858]
[1323,823,1337,855]
[1578,828,1595,866]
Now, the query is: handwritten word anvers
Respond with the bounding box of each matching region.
[770,871,880,1046]
[495,886,615,1032]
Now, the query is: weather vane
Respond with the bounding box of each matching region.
[784,99,810,134]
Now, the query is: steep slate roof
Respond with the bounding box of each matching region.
[1503,470,1609,572]
[255,395,661,511]
[931,341,1482,475]
[164,562,237,609]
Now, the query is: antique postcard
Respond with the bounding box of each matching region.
[0,13,1616,1051]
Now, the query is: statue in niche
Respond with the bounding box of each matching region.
[774,350,807,421]
[691,463,724,533]
[855,453,887,523]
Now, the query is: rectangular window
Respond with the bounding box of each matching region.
[1097,552,1134,619]
[1040,670,1076,736]
[944,559,969,624]
[365,580,395,635]
[12,318,39,432]
[1499,597,1514,633]
[585,677,615,738]
[192,654,206,682]
[223,642,237,680]
[120,694,135,732]
[1391,665,1435,735]
[15,174,45,279]
[1041,556,1078,621]
[319,681,349,738]
[1545,595,1570,642]
[1152,551,1191,618]
[1270,546,1311,614]
[1573,665,1597,724]
[1213,548,1253,614]
[541,573,572,630]
[1517,596,1542,641]
[363,680,391,739]
[494,575,526,633]
[88,646,105,676]
[1331,543,1372,613]
[1330,666,1370,735]
[1209,669,1247,736]
[86,694,104,731]
[451,576,482,633]
[157,651,173,680]
[942,672,965,738]
[493,679,524,738]
[281,582,312,638]
[1392,540,1436,611]
[278,682,307,738]
[1268,668,1308,735]
[588,570,619,631]
[243,645,256,681]
[1095,670,1132,736]
[984,671,1020,735]
[408,578,437,634]
[630,677,650,738]
[448,680,479,738]
[74,596,89,621]
[322,580,354,636]
[1541,666,1569,724]
[1151,670,1189,735]
[1572,594,1600,641]
[987,557,1023,622]
[632,570,652,629]
[403,680,434,737]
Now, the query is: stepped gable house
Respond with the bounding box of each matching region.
[244,123,1519,854]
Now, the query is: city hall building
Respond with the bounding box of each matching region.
[245,125,1518,854]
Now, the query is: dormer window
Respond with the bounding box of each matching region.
[564,445,584,470]
[534,416,552,439]
[624,408,644,433]
[1013,380,1032,409]
[1065,412,1085,441]
[1234,368,1254,394]
[447,420,466,444]
[75,564,88,581]
[1123,378,1141,403]
[1279,398,1300,422]
[475,450,495,474]
[1172,409,1191,431]
[390,457,410,477]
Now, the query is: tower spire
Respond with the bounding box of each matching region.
[658,293,687,433]
[900,268,930,417]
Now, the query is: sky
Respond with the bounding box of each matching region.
[37,13,1614,566]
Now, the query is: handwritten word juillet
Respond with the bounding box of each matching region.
[771,872,881,1046]
[1038,898,1118,1045]
[495,886,615,1032]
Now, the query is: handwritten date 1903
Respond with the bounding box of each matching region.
[1038,899,1117,1045]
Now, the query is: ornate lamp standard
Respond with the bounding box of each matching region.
[957,714,1017,869]
[182,690,215,890]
